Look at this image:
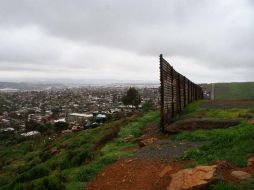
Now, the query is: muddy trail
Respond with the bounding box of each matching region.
[85,159,185,190]
[84,122,254,190]
[85,123,203,190]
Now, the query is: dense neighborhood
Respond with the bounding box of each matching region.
[0,86,159,138]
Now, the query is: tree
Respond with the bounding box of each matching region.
[122,87,141,109]
[142,99,155,112]
[54,122,69,132]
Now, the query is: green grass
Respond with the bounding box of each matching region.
[215,82,254,100]
[175,122,254,167]
[209,180,254,190]
[175,101,254,189]
[202,82,254,100]
[178,100,254,120]
[175,101,202,119]
[209,181,238,190]
[0,111,160,190]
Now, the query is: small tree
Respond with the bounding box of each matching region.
[142,99,155,112]
[122,87,141,109]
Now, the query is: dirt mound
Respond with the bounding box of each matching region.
[165,118,241,133]
[85,159,185,190]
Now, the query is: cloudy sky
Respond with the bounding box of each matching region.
[0,0,253,83]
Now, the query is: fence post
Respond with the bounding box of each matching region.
[159,54,164,132]
[183,76,186,107]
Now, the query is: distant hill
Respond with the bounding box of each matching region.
[0,82,66,91]
[200,82,254,100]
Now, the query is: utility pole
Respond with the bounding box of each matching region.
[211,83,215,100]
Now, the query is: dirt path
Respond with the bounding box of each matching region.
[132,139,203,161]
[84,123,203,190]
[84,122,254,190]
[85,159,185,190]
[84,138,202,190]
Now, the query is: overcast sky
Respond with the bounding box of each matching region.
[0,0,253,83]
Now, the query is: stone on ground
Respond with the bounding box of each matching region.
[159,165,173,178]
[231,170,252,181]
[138,137,158,147]
[248,156,254,167]
[123,135,134,143]
[248,119,254,125]
[167,165,219,190]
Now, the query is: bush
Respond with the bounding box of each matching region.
[39,151,51,162]
[0,176,10,186]
[93,127,120,150]
[32,176,65,190]
[17,165,50,182]
[58,159,70,170]
[70,151,93,167]
[54,122,69,132]
[76,164,101,182]
[142,100,155,112]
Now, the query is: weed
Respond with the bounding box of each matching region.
[176,122,254,166]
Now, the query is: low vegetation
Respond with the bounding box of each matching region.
[0,111,159,190]
[178,100,254,120]
[174,100,254,189]
[202,82,254,100]
[1,99,253,190]
[175,122,254,167]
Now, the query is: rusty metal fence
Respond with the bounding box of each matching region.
[160,54,203,131]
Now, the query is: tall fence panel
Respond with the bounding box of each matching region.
[160,54,203,131]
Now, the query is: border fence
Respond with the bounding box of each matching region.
[160,54,203,131]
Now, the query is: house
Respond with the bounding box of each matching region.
[54,118,66,123]
[68,113,93,123]
[96,114,107,123]
[21,131,41,137]
[0,127,15,133]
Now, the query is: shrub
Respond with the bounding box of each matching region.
[39,151,51,162]
[92,127,120,151]
[32,176,65,190]
[142,100,155,112]
[0,175,10,186]
[58,159,70,170]
[76,164,101,182]
[17,165,50,182]
[70,151,93,167]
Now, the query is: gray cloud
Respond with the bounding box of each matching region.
[0,0,253,83]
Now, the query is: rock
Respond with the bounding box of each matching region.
[138,137,158,147]
[167,165,219,190]
[50,147,58,155]
[248,119,254,125]
[248,157,254,167]
[125,158,136,163]
[231,171,252,181]
[215,160,233,170]
[159,165,173,178]
[123,135,134,143]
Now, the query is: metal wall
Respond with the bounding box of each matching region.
[160,54,203,131]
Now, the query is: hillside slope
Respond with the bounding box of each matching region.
[0,112,160,190]
[201,82,254,100]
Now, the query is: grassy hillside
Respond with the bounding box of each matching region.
[0,111,160,190]
[201,82,254,100]
[1,100,254,190]
[174,100,254,190]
